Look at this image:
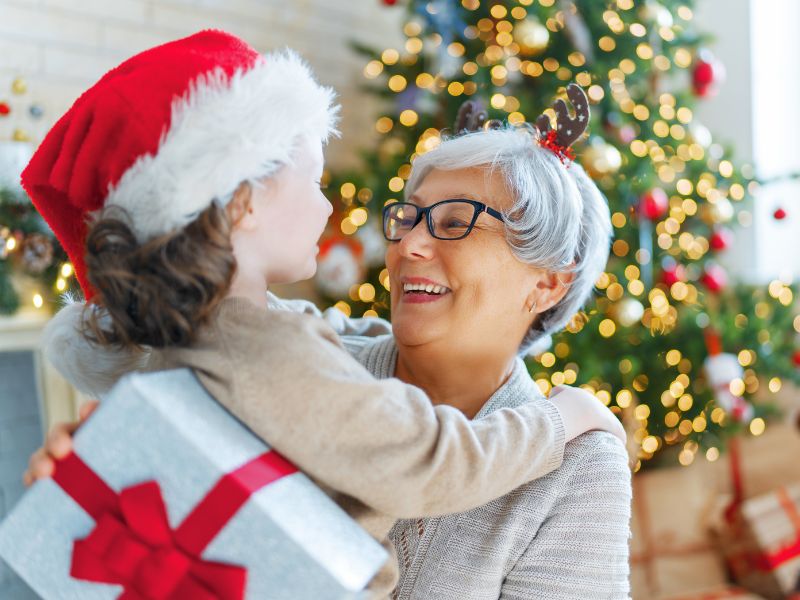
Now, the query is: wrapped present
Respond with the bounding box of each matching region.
[661,584,766,599]
[0,369,388,599]
[714,483,800,600]
[631,461,730,599]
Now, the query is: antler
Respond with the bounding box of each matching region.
[454,100,502,134]
[454,100,487,134]
[535,83,590,148]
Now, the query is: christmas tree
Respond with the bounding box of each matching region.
[314,0,799,469]
[0,76,78,315]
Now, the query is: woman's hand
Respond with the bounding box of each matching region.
[548,385,626,444]
[22,400,99,487]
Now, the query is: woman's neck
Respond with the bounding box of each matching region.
[393,341,517,419]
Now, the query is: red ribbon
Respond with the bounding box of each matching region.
[53,449,298,599]
[727,487,800,576]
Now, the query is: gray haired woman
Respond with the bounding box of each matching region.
[342,123,631,599]
[28,118,630,597]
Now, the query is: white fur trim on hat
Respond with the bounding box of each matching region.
[102,49,339,241]
[42,298,150,398]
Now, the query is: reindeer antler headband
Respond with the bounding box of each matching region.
[453,83,590,165]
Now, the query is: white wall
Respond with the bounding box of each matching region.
[0,0,404,170]
[694,0,800,283]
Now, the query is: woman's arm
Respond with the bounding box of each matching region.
[499,432,632,600]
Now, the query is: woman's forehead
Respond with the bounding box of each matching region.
[412,167,512,209]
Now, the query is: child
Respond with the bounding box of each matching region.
[23,30,624,598]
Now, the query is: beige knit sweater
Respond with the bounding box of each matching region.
[146,296,567,598]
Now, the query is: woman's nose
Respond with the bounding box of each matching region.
[398,219,435,259]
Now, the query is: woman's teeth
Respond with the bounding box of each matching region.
[403,282,449,295]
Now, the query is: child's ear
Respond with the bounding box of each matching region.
[226,182,254,228]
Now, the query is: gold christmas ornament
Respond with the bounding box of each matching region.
[582,140,622,179]
[11,77,27,95]
[12,128,30,142]
[613,298,645,327]
[514,18,550,56]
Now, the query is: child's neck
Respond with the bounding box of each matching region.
[226,270,269,308]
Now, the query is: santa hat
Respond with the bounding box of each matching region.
[23,30,338,395]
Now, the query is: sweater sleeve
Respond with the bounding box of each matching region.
[499,432,632,600]
[266,291,393,338]
[217,305,566,519]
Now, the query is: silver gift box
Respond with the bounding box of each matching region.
[0,369,387,599]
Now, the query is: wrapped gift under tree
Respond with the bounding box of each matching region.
[0,369,388,599]
[715,483,800,600]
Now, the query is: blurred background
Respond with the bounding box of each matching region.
[0,1,798,598]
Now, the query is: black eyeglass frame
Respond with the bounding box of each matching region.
[382,199,505,242]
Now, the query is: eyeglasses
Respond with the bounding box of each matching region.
[382,199,505,242]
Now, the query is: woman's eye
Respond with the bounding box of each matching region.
[445,219,468,228]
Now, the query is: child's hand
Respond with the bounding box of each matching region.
[22,400,99,487]
[548,386,626,444]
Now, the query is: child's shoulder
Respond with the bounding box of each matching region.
[215,296,342,352]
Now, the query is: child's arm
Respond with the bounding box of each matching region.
[266,291,392,338]
[216,307,623,519]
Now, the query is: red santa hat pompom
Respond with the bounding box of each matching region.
[23,30,339,395]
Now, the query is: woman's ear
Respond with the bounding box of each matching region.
[226,182,255,229]
[526,269,574,314]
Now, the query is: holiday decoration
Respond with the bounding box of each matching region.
[582,138,622,179]
[0,370,387,599]
[715,483,800,599]
[703,328,753,424]
[514,18,549,56]
[316,237,364,299]
[640,188,670,221]
[702,264,729,294]
[614,297,645,327]
[693,50,726,98]
[319,0,800,467]
[710,227,734,252]
[773,208,787,221]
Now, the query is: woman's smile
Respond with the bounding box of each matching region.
[400,276,452,304]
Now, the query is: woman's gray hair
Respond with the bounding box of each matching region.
[404,124,612,355]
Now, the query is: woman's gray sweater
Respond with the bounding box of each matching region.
[342,334,633,600]
[267,293,633,599]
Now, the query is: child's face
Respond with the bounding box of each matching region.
[238,137,332,286]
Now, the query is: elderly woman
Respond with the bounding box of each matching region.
[27,99,631,598]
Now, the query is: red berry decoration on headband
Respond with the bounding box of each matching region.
[701,264,728,293]
[639,188,669,221]
[710,226,734,251]
[0,101,10,116]
[774,207,787,220]
[692,50,726,98]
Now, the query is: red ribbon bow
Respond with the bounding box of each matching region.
[70,481,244,600]
[53,449,298,599]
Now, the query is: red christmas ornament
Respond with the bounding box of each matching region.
[701,264,728,293]
[793,349,800,367]
[774,207,787,220]
[661,263,686,287]
[0,101,10,116]
[710,226,734,251]
[692,51,726,98]
[639,188,669,221]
